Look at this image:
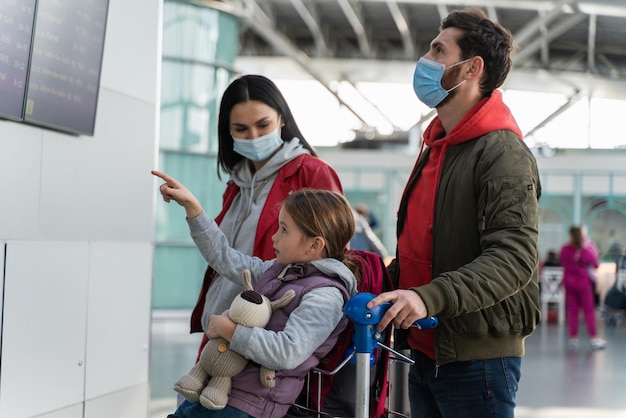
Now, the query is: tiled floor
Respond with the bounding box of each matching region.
[149,310,626,418]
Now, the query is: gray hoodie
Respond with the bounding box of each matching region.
[201,138,310,330]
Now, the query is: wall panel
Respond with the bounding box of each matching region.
[85,242,152,399]
[0,241,89,418]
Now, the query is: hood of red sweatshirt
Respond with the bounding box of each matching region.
[423,89,522,148]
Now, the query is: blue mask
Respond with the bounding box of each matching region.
[232,127,284,161]
[412,57,470,108]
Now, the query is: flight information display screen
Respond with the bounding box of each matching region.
[0,0,36,120]
[24,0,109,135]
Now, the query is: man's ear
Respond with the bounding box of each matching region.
[466,56,484,79]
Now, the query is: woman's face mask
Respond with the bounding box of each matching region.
[412,57,471,108]
[232,127,284,162]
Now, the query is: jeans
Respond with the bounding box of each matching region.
[408,350,521,418]
[167,401,252,418]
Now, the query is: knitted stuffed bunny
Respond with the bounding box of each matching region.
[173,269,295,410]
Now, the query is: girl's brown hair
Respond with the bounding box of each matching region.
[281,189,361,282]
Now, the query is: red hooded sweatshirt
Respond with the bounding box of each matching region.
[398,90,522,358]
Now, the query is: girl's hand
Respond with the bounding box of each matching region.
[151,170,203,219]
[206,314,237,341]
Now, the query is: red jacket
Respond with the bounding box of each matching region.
[190,154,343,333]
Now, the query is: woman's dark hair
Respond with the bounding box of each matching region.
[217,75,317,178]
[441,7,514,97]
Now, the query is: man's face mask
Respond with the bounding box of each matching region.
[412,57,471,108]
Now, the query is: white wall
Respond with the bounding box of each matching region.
[0,0,162,416]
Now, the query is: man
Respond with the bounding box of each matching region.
[368,8,541,418]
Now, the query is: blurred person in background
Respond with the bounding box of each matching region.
[350,207,389,258]
[542,249,560,267]
[559,225,607,350]
[355,203,380,230]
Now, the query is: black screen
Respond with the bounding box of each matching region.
[24,0,109,136]
[0,0,36,120]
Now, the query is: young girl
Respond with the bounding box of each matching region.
[153,170,359,418]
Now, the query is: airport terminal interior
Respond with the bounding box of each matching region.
[3,0,626,417]
[151,1,626,417]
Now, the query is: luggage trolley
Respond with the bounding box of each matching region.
[292,293,437,418]
[345,293,437,418]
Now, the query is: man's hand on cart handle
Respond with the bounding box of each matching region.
[367,289,430,332]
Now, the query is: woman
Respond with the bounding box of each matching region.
[559,226,607,350]
[190,74,343,357]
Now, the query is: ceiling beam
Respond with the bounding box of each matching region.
[191,0,626,140]
[513,0,574,47]
[587,13,597,72]
[514,13,587,65]
[596,53,623,78]
[539,10,549,65]
[288,0,328,56]
[436,4,448,22]
[337,0,373,57]
[386,0,416,59]
[485,4,498,22]
[524,89,584,139]
[340,77,401,130]
[232,0,374,126]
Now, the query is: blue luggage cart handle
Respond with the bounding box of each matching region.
[344,292,437,353]
[343,292,438,418]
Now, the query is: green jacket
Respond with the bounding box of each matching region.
[391,128,542,365]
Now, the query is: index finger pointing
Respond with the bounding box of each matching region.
[151,170,175,185]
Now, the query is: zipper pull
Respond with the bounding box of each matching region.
[480,215,486,231]
[435,363,440,378]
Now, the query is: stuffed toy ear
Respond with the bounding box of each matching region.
[270,289,295,310]
[241,269,253,291]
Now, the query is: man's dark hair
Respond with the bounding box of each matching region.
[441,8,514,96]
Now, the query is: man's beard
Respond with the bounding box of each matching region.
[436,65,463,108]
